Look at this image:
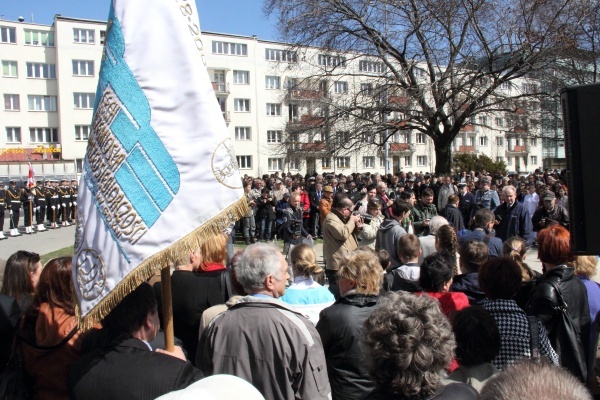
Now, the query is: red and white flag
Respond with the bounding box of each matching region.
[27,162,35,188]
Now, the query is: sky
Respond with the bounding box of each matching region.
[0,0,279,40]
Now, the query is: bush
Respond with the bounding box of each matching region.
[453,154,507,176]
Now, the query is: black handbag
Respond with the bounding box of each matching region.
[0,337,31,400]
[546,280,588,381]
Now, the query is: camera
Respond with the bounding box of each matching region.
[291,220,301,236]
[362,214,373,224]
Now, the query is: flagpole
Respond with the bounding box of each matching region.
[160,266,175,352]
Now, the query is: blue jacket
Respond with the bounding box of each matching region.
[494,202,535,245]
[458,229,503,258]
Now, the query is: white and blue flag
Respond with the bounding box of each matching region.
[73,0,246,329]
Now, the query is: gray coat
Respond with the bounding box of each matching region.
[198,296,331,400]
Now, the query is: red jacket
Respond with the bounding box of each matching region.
[300,191,311,219]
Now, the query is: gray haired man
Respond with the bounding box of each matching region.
[198,244,331,400]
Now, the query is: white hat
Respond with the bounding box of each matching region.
[155,375,265,400]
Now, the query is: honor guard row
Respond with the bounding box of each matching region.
[0,179,78,239]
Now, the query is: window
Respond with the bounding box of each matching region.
[234,127,251,140]
[417,155,427,166]
[234,99,250,112]
[336,157,351,169]
[28,95,57,112]
[506,156,512,165]
[24,30,54,46]
[236,156,252,169]
[359,60,384,73]
[265,76,280,89]
[266,103,281,116]
[100,30,106,44]
[416,133,426,144]
[72,60,94,76]
[495,117,504,127]
[501,82,511,90]
[212,41,247,56]
[76,159,84,173]
[267,130,282,143]
[522,83,538,94]
[75,125,90,141]
[530,138,537,147]
[478,136,488,146]
[404,156,412,167]
[363,156,375,168]
[268,157,283,171]
[73,28,95,43]
[361,83,374,95]
[289,158,300,170]
[74,93,96,109]
[265,48,297,62]
[478,116,488,126]
[233,70,249,84]
[496,156,504,162]
[496,136,504,146]
[1,26,16,43]
[334,81,348,94]
[322,157,331,169]
[286,77,298,89]
[29,128,58,143]
[26,62,56,79]
[4,94,19,111]
[531,155,538,165]
[2,61,17,77]
[6,127,21,143]
[318,54,346,68]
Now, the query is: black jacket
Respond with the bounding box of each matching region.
[527,265,591,381]
[316,294,379,400]
[450,272,485,305]
[69,337,202,400]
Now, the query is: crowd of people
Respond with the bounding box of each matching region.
[0,167,597,400]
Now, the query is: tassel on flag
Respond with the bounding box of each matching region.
[73,0,247,330]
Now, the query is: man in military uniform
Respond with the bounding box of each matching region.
[58,179,71,226]
[70,179,78,222]
[21,181,35,234]
[473,178,501,213]
[0,181,7,239]
[33,180,48,232]
[47,180,60,229]
[6,180,22,236]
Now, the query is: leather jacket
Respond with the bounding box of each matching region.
[526,265,591,380]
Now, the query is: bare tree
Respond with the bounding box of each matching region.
[264,0,595,173]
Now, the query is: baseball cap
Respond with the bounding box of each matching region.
[543,192,556,201]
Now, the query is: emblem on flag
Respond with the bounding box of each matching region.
[73,0,247,330]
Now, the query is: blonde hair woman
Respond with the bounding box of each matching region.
[280,244,334,325]
[316,247,383,399]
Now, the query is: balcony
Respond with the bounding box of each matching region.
[301,141,328,152]
[507,145,529,153]
[460,124,475,132]
[456,145,477,154]
[212,82,230,95]
[287,115,326,130]
[388,96,409,106]
[222,111,231,124]
[388,143,415,154]
[286,88,327,101]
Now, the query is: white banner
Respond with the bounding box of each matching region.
[73,0,246,329]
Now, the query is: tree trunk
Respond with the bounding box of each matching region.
[434,140,453,174]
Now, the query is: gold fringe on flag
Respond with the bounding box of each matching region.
[75,195,248,332]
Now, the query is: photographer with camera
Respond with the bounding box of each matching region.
[531,191,569,232]
[358,199,383,249]
[282,194,312,260]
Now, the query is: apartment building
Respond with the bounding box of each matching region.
[0,15,543,180]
